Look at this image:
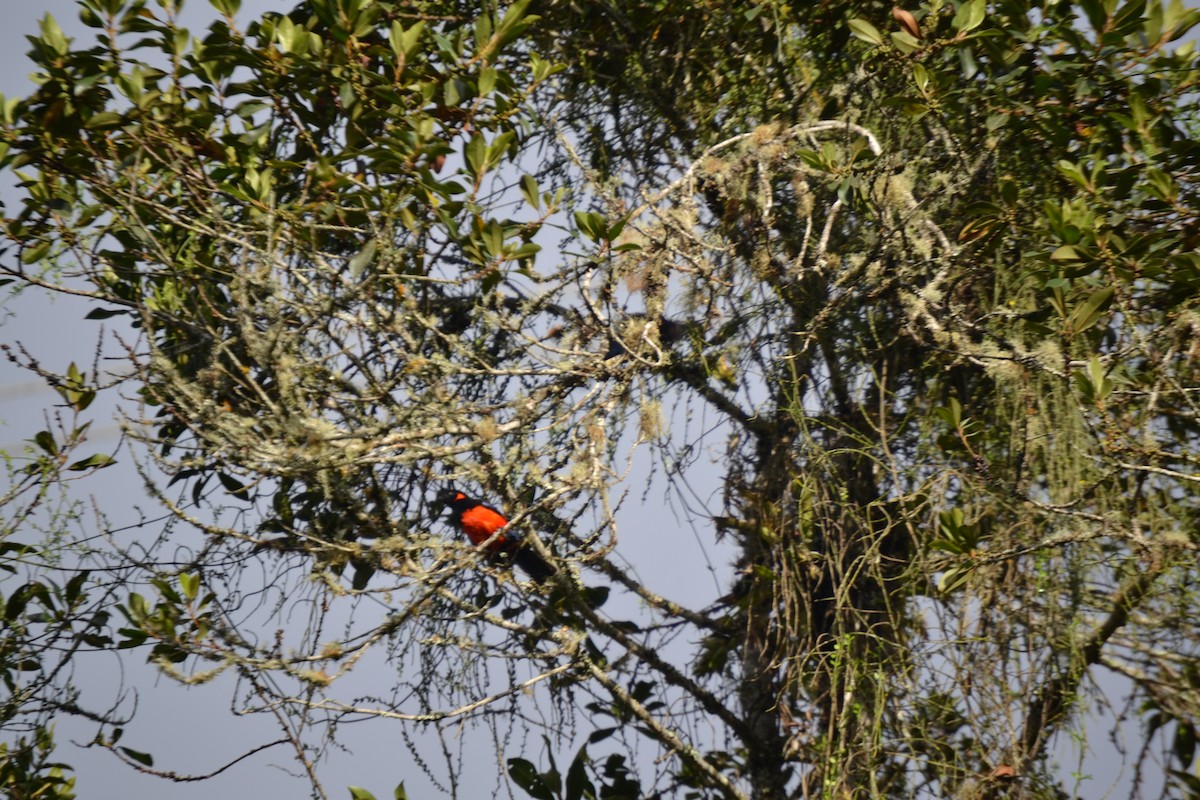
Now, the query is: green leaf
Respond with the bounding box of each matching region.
[488,131,516,166]
[477,219,506,259]
[119,747,154,767]
[1067,286,1115,336]
[959,45,979,79]
[1174,722,1197,767]
[351,561,374,591]
[348,788,378,800]
[510,242,541,259]
[64,571,89,604]
[348,240,377,278]
[117,628,148,648]
[606,216,628,241]
[935,397,963,428]
[912,63,930,93]
[1167,5,1200,40]
[1111,0,1147,35]
[890,30,922,52]
[209,0,241,15]
[1079,0,1109,30]
[495,0,535,49]
[1078,356,1114,404]
[848,18,884,45]
[938,566,971,594]
[574,211,607,242]
[1056,159,1091,190]
[952,0,986,33]
[507,758,555,800]
[33,431,58,455]
[393,782,408,800]
[21,241,51,264]
[465,133,487,178]
[1145,168,1177,203]
[85,307,129,320]
[179,572,200,601]
[474,13,494,46]
[84,111,125,130]
[528,52,565,82]
[68,453,117,471]
[519,174,540,209]
[481,267,503,294]
[389,20,426,59]
[5,583,35,621]
[65,386,96,413]
[478,66,498,96]
[218,472,250,499]
[38,14,70,55]
[587,727,617,744]
[565,744,593,800]
[930,538,965,555]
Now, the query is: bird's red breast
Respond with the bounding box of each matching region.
[458,503,509,549]
[436,489,556,582]
[442,491,510,550]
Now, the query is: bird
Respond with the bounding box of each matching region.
[434,489,557,583]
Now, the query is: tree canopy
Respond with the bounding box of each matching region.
[3,0,1200,798]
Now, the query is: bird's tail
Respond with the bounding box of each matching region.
[513,547,557,583]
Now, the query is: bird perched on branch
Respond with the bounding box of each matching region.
[435,489,557,583]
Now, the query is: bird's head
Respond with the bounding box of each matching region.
[434,488,469,509]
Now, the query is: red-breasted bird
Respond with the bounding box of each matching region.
[435,489,556,583]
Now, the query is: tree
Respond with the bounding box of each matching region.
[0,360,115,800]
[2,0,1199,798]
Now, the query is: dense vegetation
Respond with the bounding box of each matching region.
[3,0,1199,797]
